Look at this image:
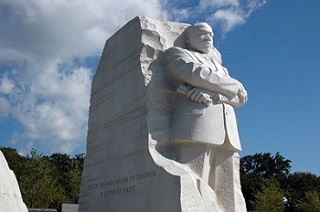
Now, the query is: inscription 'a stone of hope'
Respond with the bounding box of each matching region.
[87,170,157,198]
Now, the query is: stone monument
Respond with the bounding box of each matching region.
[79,16,247,212]
[0,151,28,212]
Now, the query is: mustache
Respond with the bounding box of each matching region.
[202,41,212,45]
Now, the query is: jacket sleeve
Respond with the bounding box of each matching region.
[165,47,241,99]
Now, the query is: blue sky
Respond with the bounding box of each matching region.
[0,0,319,175]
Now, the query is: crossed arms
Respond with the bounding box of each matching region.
[165,47,247,108]
[177,84,244,107]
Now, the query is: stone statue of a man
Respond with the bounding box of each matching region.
[164,22,247,211]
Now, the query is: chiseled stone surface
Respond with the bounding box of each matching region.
[79,16,184,212]
[79,16,247,211]
[0,151,28,212]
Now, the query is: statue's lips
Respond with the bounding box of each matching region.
[202,42,212,47]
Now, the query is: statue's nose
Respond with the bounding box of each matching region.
[204,34,212,41]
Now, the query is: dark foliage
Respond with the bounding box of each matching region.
[0,147,84,210]
[240,152,320,212]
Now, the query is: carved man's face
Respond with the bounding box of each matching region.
[186,23,214,54]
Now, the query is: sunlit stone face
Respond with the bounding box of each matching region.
[186,23,214,54]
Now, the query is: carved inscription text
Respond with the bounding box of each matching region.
[87,170,157,198]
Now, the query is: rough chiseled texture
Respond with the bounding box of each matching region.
[79,16,246,211]
[0,151,28,212]
[79,16,184,212]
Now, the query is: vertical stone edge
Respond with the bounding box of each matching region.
[79,16,186,211]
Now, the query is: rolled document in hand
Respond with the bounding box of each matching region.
[176,84,212,106]
[176,84,242,108]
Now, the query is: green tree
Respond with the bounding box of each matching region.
[49,153,84,203]
[241,152,291,210]
[250,179,285,212]
[20,149,68,208]
[286,172,320,211]
[241,152,291,183]
[49,153,72,194]
[66,157,83,203]
[297,191,320,212]
[70,153,85,203]
[1,147,85,209]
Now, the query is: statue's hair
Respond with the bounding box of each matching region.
[185,22,213,38]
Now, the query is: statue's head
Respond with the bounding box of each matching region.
[185,22,214,54]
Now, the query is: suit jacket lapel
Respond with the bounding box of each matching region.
[193,51,228,76]
[183,48,229,76]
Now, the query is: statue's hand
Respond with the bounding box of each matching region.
[238,85,248,105]
[187,88,212,107]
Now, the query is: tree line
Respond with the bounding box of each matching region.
[1,147,320,211]
[241,152,320,211]
[0,147,84,210]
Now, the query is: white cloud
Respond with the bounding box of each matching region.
[166,0,268,35]
[247,0,268,13]
[204,0,268,34]
[209,9,246,33]
[0,74,14,94]
[199,0,240,9]
[0,0,168,62]
[170,8,193,22]
[0,0,168,154]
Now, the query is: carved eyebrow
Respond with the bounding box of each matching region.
[198,29,213,34]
